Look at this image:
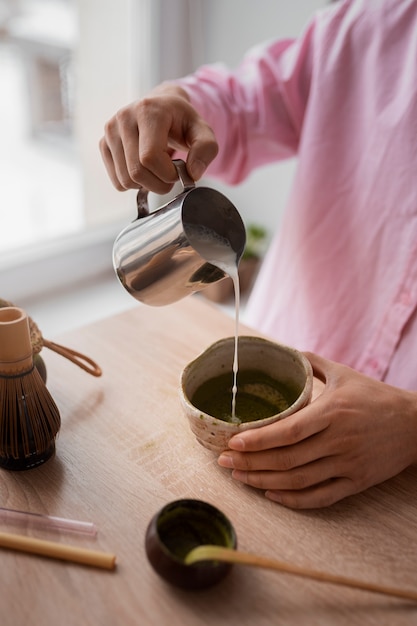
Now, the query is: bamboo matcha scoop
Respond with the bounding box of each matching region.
[184,545,417,603]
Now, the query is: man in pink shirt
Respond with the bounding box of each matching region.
[100,0,417,508]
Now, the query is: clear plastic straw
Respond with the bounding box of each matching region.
[0,507,97,536]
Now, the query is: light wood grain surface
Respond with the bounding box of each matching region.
[1,296,417,626]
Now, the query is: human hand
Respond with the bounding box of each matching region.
[218,352,417,509]
[99,83,218,195]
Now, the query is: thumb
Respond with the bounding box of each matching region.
[184,119,219,181]
[303,351,331,384]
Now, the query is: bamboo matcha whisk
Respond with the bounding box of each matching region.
[0,306,61,471]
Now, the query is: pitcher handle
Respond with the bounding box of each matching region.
[173,159,195,192]
[135,159,195,219]
[136,187,150,218]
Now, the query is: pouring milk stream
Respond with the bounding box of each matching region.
[182,227,241,421]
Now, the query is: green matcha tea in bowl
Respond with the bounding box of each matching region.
[180,336,313,452]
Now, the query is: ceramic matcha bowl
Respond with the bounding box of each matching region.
[180,336,313,452]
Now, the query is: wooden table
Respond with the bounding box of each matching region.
[1,296,417,626]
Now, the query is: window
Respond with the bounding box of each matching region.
[0,0,175,302]
[0,0,82,253]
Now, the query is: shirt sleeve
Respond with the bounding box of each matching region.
[174,23,317,184]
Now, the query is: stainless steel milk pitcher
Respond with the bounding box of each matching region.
[112,160,246,306]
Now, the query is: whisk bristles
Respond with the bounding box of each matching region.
[0,366,61,460]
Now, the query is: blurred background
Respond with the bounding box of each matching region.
[0,0,325,335]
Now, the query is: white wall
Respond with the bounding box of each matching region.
[199,0,325,67]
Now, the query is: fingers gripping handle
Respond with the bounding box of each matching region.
[135,159,195,219]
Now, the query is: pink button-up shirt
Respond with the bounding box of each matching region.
[178,0,417,390]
